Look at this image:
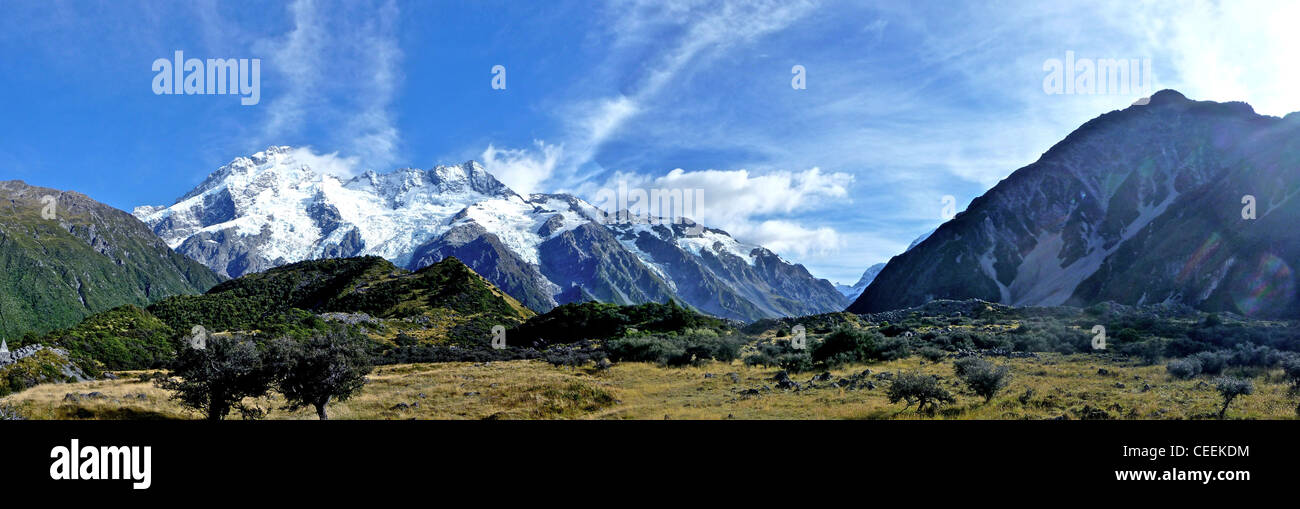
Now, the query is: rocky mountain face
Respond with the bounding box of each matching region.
[136,147,845,321]
[0,180,222,339]
[850,90,1300,318]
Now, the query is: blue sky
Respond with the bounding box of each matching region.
[2,0,1297,285]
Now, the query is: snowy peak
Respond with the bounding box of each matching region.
[836,263,885,299]
[137,147,847,321]
[352,160,516,204]
[178,145,304,203]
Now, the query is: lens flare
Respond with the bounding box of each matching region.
[1231,253,1295,317]
[1177,233,1222,283]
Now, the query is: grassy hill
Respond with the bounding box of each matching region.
[11,256,537,375]
[147,256,532,331]
[0,180,221,341]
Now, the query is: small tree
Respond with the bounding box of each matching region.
[1214,377,1254,419]
[270,331,373,420]
[157,334,275,421]
[953,357,1011,403]
[887,372,955,414]
[1282,355,1300,395]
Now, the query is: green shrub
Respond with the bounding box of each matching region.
[1192,351,1230,375]
[606,331,743,367]
[953,357,1011,402]
[1214,377,1254,419]
[811,327,882,367]
[919,347,946,362]
[1165,358,1202,379]
[1282,355,1300,393]
[887,372,955,414]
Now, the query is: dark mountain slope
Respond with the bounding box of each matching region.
[851,90,1300,318]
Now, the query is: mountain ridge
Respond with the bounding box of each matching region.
[0,180,222,340]
[850,89,1300,318]
[136,147,846,322]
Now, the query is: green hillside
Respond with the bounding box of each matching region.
[146,256,534,334]
[0,180,222,341]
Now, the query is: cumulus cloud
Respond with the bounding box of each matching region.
[736,220,843,258]
[578,166,853,258]
[288,146,362,179]
[480,141,564,195]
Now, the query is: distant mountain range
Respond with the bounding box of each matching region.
[834,263,885,300]
[134,146,845,321]
[0,180,220,340]
[834,230,934,300]
[851,90,1300,318]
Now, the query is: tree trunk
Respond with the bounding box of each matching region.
[315,396,331,420]
[208,403,226,421]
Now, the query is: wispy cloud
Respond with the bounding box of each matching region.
[253,0,403,170]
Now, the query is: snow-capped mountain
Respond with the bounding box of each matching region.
[835,229,934,300]
[835,263,885,300]
[135,146,846,321]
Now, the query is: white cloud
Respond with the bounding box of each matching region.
[487,0,818,187]
[480,141,564,195]
[734,220,843,258]
[254,0,403,170]
[257,0,324,139]
[578,166,853,258]
[288,146,362,179]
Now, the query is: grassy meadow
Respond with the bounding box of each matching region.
[4,352,1297,420]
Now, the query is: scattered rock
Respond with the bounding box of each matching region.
[1075,405,1113,420]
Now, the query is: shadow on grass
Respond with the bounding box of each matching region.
[55,405,182,420]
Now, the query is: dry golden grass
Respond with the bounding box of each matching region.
[3,354,1297,420]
